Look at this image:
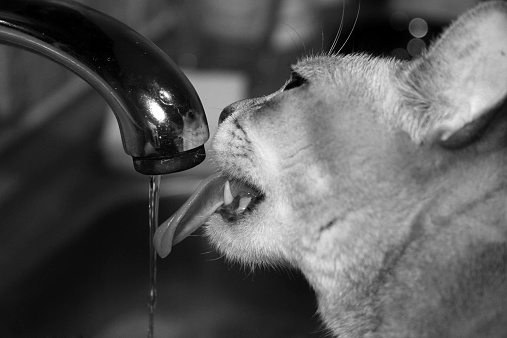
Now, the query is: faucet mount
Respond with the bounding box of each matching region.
[0,0,209,175]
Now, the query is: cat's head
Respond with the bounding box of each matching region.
[155,2,507,334]
[156,1,507,264]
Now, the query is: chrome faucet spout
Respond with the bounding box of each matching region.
[0,0,209,175]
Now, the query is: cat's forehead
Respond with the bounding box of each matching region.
[292,54,392,84]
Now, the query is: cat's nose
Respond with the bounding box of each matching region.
[218,104,236,124]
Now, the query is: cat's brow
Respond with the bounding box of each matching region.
[291,63,314,79]
[291,62,328,82]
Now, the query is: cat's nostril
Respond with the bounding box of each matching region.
[219,105,235,124]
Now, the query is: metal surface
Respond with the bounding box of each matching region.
[0,0,209,175]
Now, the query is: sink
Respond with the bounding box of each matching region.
[1,193,321,337]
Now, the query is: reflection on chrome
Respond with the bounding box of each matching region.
[147,97,168,122]
[158,89,175,106]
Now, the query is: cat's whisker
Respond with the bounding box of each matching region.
[203,251,226,262]
[336,0,360,55]
[282,23,307,57]
[328,0,346,55]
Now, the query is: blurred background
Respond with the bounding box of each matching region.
[0,0,492,336]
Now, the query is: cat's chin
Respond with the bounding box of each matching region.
[204,214,291,268]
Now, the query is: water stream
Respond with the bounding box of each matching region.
[148,175,161,338]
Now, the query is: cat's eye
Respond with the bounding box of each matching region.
[283,72,307,91]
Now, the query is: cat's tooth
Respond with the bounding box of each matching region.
[223,181,233,205]
[237,196,252,213]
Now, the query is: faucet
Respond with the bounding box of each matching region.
[0,0,209,175]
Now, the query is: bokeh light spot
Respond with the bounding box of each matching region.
[409,18,428,38]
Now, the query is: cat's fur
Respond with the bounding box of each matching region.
[205,2,507,337]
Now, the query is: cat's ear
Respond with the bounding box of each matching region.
[399,2,507,148]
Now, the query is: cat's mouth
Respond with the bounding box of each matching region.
[153,172,265,258]
[216,179,265,222]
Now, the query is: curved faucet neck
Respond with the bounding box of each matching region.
[0,0,209,174]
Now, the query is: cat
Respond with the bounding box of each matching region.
[155,2,507,337]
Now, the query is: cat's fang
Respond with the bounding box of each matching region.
[224,180,233,205]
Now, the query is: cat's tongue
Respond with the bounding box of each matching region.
[154,172,226,258]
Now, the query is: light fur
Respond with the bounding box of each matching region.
[205,2,507,337]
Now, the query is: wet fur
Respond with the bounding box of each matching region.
[205,2,507,337]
